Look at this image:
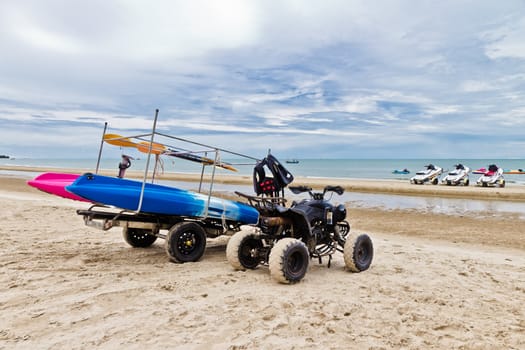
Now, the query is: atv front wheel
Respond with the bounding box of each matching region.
[226,228,263,270]
[123,227,157,248]
[344,233,373,272]
[165,222,207,263]
[269,238,309,284]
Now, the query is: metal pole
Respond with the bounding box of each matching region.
[137,109,159,213]
[95,122,108,174]
[152,155,158,182]
[155,131,260,161]
[198,152,207,193]
[204,149,219,218]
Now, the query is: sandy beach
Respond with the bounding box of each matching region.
[1,172,524,349]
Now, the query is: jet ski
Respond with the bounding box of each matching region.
[441,164,470,186]
[476,164,505,187]
[410,164,442,185]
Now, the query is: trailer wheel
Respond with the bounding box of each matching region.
[123,228,157,248]
[432,177,439,185]
[344,233,373,272]
[269,238,309,284]
[226,228,263,270]
[165,222,206,263]
[464,179,469,186]
[499,179,505,188]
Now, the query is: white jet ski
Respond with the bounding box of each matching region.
[441,164,470,186]
[410,164,442,185]
[476,164,505,187]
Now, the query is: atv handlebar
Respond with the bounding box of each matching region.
[289,185,312,194]
[324,185,344,195]
[289,185,345,199]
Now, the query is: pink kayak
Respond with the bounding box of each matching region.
[27,172,90,202]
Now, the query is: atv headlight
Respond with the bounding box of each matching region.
[333,204,347,223]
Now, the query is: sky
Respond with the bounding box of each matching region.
[1,0,525,160]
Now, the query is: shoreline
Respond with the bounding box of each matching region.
[2,164,525,202]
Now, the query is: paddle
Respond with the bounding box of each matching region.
[136,141,166,155]
[104,133,237,172]
[103,134,137,148]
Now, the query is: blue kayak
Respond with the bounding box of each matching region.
[66,173,259,224]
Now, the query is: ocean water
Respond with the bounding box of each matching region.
[2,157,525,218]
[2,157,525,184]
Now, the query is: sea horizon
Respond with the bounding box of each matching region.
[2,157,525,184]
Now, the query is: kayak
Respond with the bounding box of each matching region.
[66,173,259,224]
[503,169,525,175]
[27,172,90,202]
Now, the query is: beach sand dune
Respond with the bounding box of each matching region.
[1,176,524,349]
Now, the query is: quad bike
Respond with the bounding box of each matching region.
[441,164,470,186]
[410,164,443,185]
[476,164,505,187]
[226,155,373,284]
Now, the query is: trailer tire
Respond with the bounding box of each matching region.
[123,228,157,248]
[269,238,309,284]
[165,222,206,263]
[344,233,373,272]
[226,228,262,270]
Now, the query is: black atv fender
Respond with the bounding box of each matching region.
[280,206,312,242]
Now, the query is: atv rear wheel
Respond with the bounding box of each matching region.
[226,228,263,270]
[269,238,309,284]
[123,227,157,248]
[165,222,206,263]
[344,233,373,272]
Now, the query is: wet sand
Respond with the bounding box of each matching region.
[0,172,524,349]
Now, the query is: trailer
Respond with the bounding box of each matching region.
[77,204,248,262]
[74,109,260,263]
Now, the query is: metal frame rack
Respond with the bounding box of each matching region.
[93,109,259,216]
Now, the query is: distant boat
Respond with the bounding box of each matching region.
[0,155,9,159]
[286,159,299,164]
[392,169,410,174]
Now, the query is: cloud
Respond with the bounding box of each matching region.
[1,0,525,159]
[483,16,525,60]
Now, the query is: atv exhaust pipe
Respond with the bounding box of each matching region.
[261,216,293,227]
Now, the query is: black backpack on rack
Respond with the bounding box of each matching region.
[253,154,294,197]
